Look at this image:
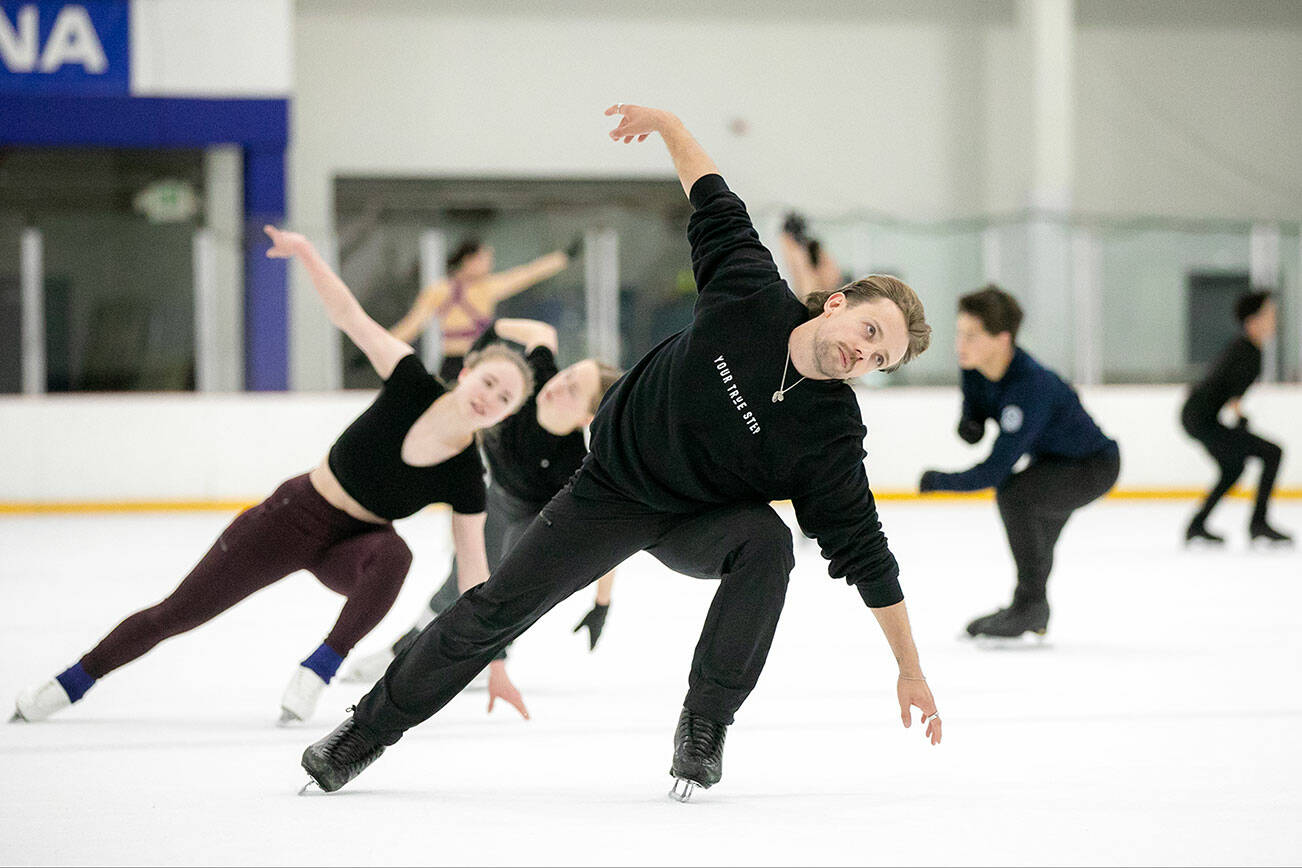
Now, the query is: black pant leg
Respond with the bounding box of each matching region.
[353,485,667,745]
[1241,431,1284,525]
[995,449,1119,606]
[1189,426,1247,526]
[645,503,795,726]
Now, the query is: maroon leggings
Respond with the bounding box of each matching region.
[80,474,413,678]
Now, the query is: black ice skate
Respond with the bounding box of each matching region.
[1185,520,1225,546]
[965,599,1050,643]
[1249,520,1293,547]
[300,714,385,793]
[668,707,727,802]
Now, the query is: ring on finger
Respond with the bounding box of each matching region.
[925,712,941,724]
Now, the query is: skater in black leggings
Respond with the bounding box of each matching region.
[300,103,944,801]
[1181,291,1291,545]
[340,318,623,697]
[920,286,1120,640]
[11,227,533,726]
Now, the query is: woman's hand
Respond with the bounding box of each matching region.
[263,225,312,259]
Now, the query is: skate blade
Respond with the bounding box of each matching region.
[277,708,303,727]
[970,631,1050,650]
[668,778,699,803]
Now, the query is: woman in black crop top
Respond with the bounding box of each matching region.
[341,318,624,685]
[11,227,535,727]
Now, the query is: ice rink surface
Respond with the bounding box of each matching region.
[2,498,1299,867]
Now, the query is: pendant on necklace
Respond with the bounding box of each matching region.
[771,390,784,403]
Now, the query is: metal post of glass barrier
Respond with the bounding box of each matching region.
[584,228,620,368]
[419,229,447,375]
[1070,226,1101,385]
[1249,223,1280,383]
[317,233,343,390]
[20,227,45,395]
[193,228,218,392]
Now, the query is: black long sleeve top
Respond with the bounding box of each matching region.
[1182,335,1261,427]
[576,174,902,608]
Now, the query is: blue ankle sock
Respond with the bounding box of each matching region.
[55,662,95,703]
[301,643,343,683]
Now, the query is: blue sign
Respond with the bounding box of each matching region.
[0,1,129,95]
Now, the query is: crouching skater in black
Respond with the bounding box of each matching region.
[1181,290,1291,546]
[299,103,943,802]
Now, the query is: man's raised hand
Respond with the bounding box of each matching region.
[605,103,662,143]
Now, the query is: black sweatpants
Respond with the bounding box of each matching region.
[354,482,795,744]
[995,446,1120,608]
[394,484,542,661]
[1182,412,1283,527]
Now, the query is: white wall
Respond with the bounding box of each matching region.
[130,0,292,97]
[286,1,1302,389]
[2,385,1298,504]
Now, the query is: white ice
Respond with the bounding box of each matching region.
[2,499,1300,867]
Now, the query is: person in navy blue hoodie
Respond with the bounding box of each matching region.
[920,286,1119,640]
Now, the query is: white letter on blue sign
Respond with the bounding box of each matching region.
[39,5,107,74]
[0,5,39,72]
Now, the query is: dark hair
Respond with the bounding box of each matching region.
[461,343,534,411]
[590,362,623,415]
[446,239,484,272]
[1235,290,1273,324]
[958,284,1023,341]
[804,275,931,373]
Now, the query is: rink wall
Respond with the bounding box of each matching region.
[2,385,1299,510]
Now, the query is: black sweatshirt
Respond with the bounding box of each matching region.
[577,174,902,608]
[1183,335,1261,427]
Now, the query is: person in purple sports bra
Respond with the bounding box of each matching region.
[391,238,581,382]
[11,226,535,728]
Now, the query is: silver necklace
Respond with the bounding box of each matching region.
[771,349,806,403]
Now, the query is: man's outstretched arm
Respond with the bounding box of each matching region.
[871,600,943,745]
[605,104,719,197]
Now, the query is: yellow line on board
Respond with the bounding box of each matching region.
[0,490,1298,514]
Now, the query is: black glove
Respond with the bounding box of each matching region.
[958,417,985,444]
[573,603,609,651]
[919,470,942,493]
[782,211,809,241]
[564,235,584,260]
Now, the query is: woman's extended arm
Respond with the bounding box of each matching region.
[265,226,414,380]
[484,251,569,302]
[389,285,444,344]
[491,318,559,355]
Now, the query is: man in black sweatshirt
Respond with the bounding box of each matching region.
[1182,291,1291,545]
[300,104,943,800]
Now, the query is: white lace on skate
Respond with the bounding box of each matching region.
[12,679,73,722]
[337,647,394,684]
[278,666,327,726]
